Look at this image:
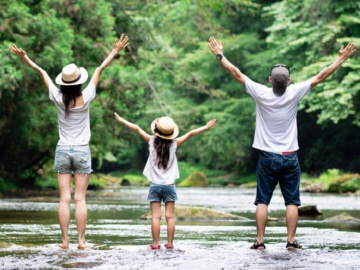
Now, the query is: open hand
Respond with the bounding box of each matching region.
[206,118,217,129]
[114,112,124,124]
[9,44,26,58]
[339,42,356,60]
[113,34,129,52]
[208,37,223,56]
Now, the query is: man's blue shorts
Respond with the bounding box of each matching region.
[254,151,301,206]
[147,183,178,203]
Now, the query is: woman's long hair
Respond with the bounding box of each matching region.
[60,84,82,116]
[153,136,174,170]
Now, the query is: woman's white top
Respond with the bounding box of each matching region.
[143,136,179,185]
[49,82,96,145]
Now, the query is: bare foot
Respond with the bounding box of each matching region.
[78,242,94,249]
[58,237,69,249]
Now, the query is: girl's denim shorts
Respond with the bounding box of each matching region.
[54,145,92,174]
[147,183,178,203]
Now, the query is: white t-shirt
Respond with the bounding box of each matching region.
[143,136,179,185]
[245,78,311,152]
[49,82,96,145]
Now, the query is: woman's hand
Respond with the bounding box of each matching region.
[113,34,129,53]
[9,44,26,58]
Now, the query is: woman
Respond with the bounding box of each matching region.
[114,112,216,249]
[9,34,129,249]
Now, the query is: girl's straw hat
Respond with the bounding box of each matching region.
[55,63,88,86]
[151,116,179,140]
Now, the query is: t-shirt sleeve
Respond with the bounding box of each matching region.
[82,82,96,103]
[49,83,62,105]
[290,79,311,100]
[245,78,269,98]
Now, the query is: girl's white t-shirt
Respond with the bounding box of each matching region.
[49,82,96,145]
[245,78,311,152]
[143,136,179,185]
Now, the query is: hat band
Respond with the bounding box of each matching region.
[154,124,174,136]
[62,73,81,83]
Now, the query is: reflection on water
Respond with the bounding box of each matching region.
[0,187,359,269]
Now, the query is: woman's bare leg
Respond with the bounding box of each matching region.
[57,173,72,249]
[74,173,90,249]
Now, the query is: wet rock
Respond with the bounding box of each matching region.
[179,172,207,187]
[324,212,360,223]
[300,183,323,193]
[139,205,249,220]
[298,205,322,216]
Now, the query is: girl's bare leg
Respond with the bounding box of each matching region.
[165,202,175,248]
[150,202,162,247]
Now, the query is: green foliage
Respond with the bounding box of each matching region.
[1,0,360,189]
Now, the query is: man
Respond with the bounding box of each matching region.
[208,37,356,250]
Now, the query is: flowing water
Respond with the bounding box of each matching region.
[0,187,359,270]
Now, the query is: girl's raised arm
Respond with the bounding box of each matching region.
[175,118,216,147]
[114,112,151,142]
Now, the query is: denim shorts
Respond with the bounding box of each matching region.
[254,151,301,206]
[147,183,178,203]
[54,145,92,174]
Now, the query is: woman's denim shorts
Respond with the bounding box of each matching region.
[147,183,178,203]
[54,145,92,174]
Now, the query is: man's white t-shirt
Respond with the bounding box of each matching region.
[143,136,179,185]
[245,78,311,152]
[49,82,96,145]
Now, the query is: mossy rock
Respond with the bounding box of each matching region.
[324,213,360,223]
[327,174,360,193]
[179,172,207,187]
[139,205,249,220]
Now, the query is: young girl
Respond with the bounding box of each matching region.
[9,34,129,249]
[114,113,216,250]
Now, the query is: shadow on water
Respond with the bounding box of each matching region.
[0,187,359,269]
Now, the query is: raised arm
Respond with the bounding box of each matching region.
[90,34,129,86]
[310,42,356,89]
[114,112,151,142]
[175,118,216,147]
[208,37,247,86]
[9,44,52,88]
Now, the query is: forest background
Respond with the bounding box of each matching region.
[0,0,359,191]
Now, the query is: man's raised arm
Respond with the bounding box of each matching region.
[310,42,356,90]
[208,37,247,86]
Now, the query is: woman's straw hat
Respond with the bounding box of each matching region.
[150,116,179,140]
[55,63,88,86]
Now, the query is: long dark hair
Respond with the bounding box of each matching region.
[153,136,174,170]
[60,84,82,116]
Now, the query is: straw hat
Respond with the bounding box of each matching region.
[55,63,88,86]
[150,116,179,140]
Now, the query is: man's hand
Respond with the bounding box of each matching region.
[208,37,223,56]
[9,44,26,58]
[113,34,129,53]
[338,42,356,61]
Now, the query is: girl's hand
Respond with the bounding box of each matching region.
[114,112,124,124]
[9,44,26,58]
[113,34,129,53]
[206,118,217,129]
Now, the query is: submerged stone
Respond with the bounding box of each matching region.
[139,205,249,220]
[324,212,360,223]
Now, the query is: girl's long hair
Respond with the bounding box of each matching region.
[60,84,82,116]
[153,136,174,170]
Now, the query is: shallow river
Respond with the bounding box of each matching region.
[0,187,359,269]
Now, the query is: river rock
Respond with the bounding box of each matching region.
[179,172,207,187]
[324,212,360,223]
[298,205,322,216]
[139,205,249,220]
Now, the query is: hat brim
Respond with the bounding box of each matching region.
[150,118,179,140]
[55,67,88,86]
